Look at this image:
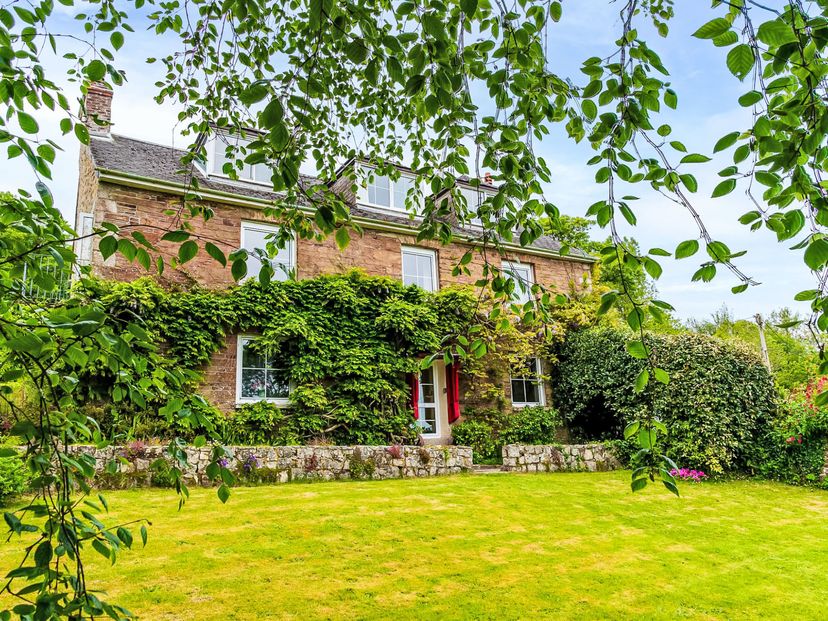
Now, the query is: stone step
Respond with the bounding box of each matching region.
[471,464,505,474]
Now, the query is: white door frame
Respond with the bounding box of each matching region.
[418,362,443,438]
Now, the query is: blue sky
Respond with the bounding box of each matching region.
[2,0,809,321]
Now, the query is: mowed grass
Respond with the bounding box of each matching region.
[2,472,828,620]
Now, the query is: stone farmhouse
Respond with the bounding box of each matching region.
[73,83,596,443]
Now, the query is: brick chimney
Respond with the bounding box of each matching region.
[483,172,493,185]
[83,82,113,137]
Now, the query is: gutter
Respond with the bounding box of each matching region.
[96,168,597,264]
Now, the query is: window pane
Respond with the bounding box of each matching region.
[524,380,540,404]
[271,240,293,282]
[215,136,251,177]
[394,176,414,211]
[241,341,265,369]
[241,368,267,399]
[368,175,391,206]
[402,250,435,291]
[511,379,526,404]
[242,225,294,282]
[418,406,437,433]
[253,163,271,183]
[504,262,532,304]
[266,370,290,399]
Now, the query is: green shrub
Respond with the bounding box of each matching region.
[552,328,778,475]
[223,402,300,446]
[749,380,828,486]
[0,451,27,504]
[85,272,476,446]
[451,419,497,461]
[500,406,562,446]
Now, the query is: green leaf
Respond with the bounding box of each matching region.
[679,174,697,193]
[217,483,231,504]
[756,20,797,46]
[675,239,699,259]
[549,1,562,21]
[231,258,248,281]
[34,541,52,568]
[87,60,107,81]
[631,477,648,492]
[240,82,269,106]
[204,242,227,267]
[74,123,90,145]
[18,112,40,134]
[345,39,369,64]
[714,132,740,153]
[711,179,736,198]
[626,340,648,359]
[178,240,198,264]
[99,235,118,259]
[624,421,641,439]
[653,367,670,385]
[738,91,762,107]
[726,44,754,80]
[804,238,828,271]
[634,370,649,393]
[261,99,284,129]
[462,0,479,17]
[161,230,190,243]
[692,17,731,39]
[664,89,677,110]
[335,227,350,250]
[643,257,662,279]
[110,31,124,50]
[680,153,711,164]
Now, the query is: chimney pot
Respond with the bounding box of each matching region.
[83,82,113,137]
[483,172,493,185]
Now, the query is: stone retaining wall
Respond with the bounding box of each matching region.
[70,444,473,487]
[501,443,621,473]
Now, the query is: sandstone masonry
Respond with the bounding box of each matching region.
[501,443,621,473]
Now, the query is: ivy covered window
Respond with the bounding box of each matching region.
[236,336,290,405]
[510,358,544,407]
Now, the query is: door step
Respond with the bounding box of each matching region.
[471,464,504,474]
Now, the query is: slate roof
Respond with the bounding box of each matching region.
[90,134,592,260]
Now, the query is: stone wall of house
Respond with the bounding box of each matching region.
[85,178,593,292]
[69,444,473,487]
[501,443,622,473]
[77,158,592,416]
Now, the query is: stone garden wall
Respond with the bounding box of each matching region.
[70,444,473,488]
[501,443,621,473]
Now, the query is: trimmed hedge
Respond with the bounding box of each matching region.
[552,328,778,475]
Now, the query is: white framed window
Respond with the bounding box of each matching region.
[76,213,95,266]
[358,168,418,213]
[510,358,544,407]
[417,366,440,437]
[502,260,534,305]
[210,133,270,185]
[240,221,295,282]
[401,247,438,291]
[236,336,290,405]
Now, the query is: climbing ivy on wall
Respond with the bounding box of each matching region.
[80,271,480,444]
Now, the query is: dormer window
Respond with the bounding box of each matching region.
[358,168,418,213]
[211,133,270,184]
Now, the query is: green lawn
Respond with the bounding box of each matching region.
[3,472,828,620]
